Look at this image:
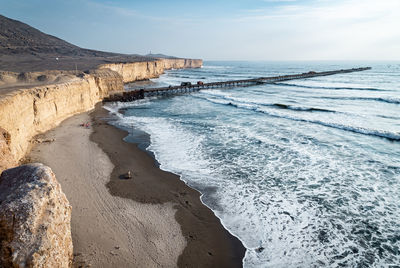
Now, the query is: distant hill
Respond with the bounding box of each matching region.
[0,14,152,72]
[0,14,119,57]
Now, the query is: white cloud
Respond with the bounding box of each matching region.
[71,0,400,60]
[221,0,400,60]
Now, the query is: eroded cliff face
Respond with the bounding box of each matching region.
[0,163,73,268]
[0,69,122,170]
[99,60,165,83]
[0,58,202,171]
[161,58,203,70]
[99,58,202,83]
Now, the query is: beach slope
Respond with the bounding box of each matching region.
[28,111,187,267]
[28,107,245,267]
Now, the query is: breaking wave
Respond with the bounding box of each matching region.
[274,82,386,91]
[317,96,400,104]
[203,97,400,141]
[199,93,336,113]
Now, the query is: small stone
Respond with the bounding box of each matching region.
[256,246,265,253]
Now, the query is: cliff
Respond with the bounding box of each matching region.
[0,69,121,170]
[99,60,164,83]
[99,58,202,83]
[0,58,202,172]
[161,58,203,70]
[0,163,73,268]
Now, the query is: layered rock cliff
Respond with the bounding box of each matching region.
[161,58,203,70]
[0,69,122,170]
[0,58,202,172]
[0,163,73,268]
[99,58,202,83]
[99,60,165,83]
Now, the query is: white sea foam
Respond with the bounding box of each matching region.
[197,92,400,141]
[107,62,400,267]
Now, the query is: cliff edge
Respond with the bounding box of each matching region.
[0,57,202,172]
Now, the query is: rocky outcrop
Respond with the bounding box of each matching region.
[0,163,73,267]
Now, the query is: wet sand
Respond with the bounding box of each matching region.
[91,105,246,267]
[28,111,186,267]
[29,105,245,267]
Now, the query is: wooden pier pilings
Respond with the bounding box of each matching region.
[103,67,371,102]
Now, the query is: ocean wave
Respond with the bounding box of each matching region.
[202,65,233,69]
[200,93,336,113]
[274,82,386,91]
[204,98,400,141]
[318,96,400,104]
[169,75,192,78]
[272,103,334,113]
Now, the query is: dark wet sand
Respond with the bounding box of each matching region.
[90,105,246,267]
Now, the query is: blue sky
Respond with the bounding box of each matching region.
[1,0,399,60]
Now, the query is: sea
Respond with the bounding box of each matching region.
[105,61,400,267]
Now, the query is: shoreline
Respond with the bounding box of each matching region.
[91,104,246,267]
[28,105,245,267]
[28,111,187,267]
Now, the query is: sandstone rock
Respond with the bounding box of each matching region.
[100,60,165,83]
[99,58,202,84]
[161,58,203,70]
[0,163,72,268]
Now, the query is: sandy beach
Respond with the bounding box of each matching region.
[28,105,245,267]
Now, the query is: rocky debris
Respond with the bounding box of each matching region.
[0,163,73,267]
[0,127,12,171]
[32,138,56,144]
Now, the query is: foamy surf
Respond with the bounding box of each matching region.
[109,61,400,267]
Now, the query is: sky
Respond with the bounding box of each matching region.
[1,0,399,61]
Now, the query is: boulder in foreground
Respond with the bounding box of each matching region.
[0,163,72,268]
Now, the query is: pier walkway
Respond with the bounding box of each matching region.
[104,67,371,102]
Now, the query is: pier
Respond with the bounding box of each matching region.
[104,67,371,102]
